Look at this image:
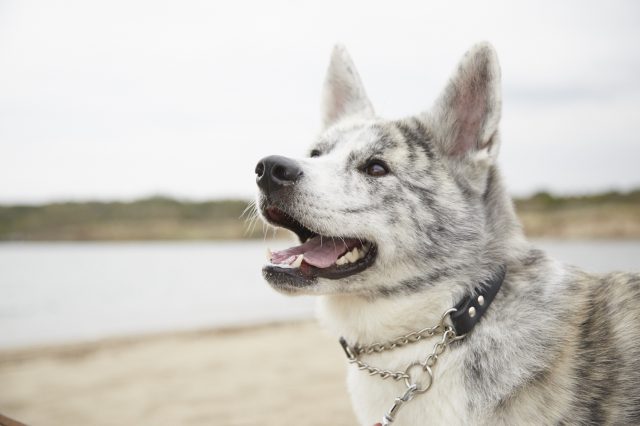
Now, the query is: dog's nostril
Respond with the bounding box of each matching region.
[272,165,286,181]
[255,162,265,178]
[272,164,302,183]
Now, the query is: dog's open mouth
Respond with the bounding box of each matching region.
[263,207,377,282]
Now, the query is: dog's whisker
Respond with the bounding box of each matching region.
[247,216,260,236]
[243,207,262,236]
[240,201,256,219]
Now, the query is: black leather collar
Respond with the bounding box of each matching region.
[338,266,507,361]
[450,265,506,336]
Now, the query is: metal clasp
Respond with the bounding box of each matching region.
[438,308,466,341]
[437,307,457,329]
[339,336,356,360]
[382,384,417,425]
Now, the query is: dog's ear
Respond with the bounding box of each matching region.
[431,42,502,162]
[321,45,374,129]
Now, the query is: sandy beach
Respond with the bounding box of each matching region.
[0,321,358,426]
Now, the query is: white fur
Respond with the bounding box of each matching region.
[318,287,471,425]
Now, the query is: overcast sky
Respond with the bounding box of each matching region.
[1,0,639,203]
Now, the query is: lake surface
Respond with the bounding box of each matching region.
[1,240,639,349]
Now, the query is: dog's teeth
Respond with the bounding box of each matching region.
[336,245,370,266]
[344,252,353,263]
[291,254,304,268]
[346,248,358,263]
[266,248,273,261]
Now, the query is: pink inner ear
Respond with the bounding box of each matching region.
[449,78,488,156]
[330,80,349,122]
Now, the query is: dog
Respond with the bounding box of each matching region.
[254,42,640,425]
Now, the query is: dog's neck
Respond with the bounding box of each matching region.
[318,285,458,345]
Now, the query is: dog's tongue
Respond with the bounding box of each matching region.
[270,236,359,268]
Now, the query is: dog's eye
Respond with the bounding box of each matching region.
[364,160,389,177]
[310,149,321,158]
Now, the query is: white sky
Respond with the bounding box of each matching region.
[1,0,639,203]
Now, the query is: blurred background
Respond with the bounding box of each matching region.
[1,1,639,425]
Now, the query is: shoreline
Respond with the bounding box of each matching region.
[0,320,358,426]
[0,319,312,361]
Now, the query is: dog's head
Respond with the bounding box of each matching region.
[256,43,504,296]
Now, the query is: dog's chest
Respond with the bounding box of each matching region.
[346,342,469,425]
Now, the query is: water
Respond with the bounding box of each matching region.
[0,241,314,349]
[0,240,639,349]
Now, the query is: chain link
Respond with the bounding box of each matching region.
[354,324,442,355]
[403,326,456,392]
[425,327,456,367]
[349,358,409,381]
[340,307,463,424]
[383,326,459,423]
[352,307,458,356]
[347,326,458,382]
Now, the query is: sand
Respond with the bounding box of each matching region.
[0,321,358,426]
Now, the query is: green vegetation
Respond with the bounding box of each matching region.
[0,197,264,241]
[514,189,640,239]
[0,190,639,241]
[514,189,640,211]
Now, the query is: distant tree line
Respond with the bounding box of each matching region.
[0,190,639,241]
[0,197,260,240]
[514,189,640,211]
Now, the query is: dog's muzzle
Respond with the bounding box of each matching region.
[255,155,303,197]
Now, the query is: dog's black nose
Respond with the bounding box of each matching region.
[255,155,303,193]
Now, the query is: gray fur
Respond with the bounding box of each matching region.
[257,42,640,424]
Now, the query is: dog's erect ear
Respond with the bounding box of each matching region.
[321,45,374,129]
[431,42,502,160]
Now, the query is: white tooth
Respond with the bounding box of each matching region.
[267,249,273,262]
[291,254,304,268]
[336,256,346,265]
[357,247,365,259]
[346,249,358,263]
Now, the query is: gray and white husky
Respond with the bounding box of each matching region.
[254,43,640,425]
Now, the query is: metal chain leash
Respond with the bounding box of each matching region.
[340,308,464,425]
[349,358,409,381]
[354,322,445,356]
[383,326,458,425]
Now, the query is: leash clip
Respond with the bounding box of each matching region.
[339,336,356,360]
[382,384,417,425]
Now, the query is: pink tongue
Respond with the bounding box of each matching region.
[270,236,360,268]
